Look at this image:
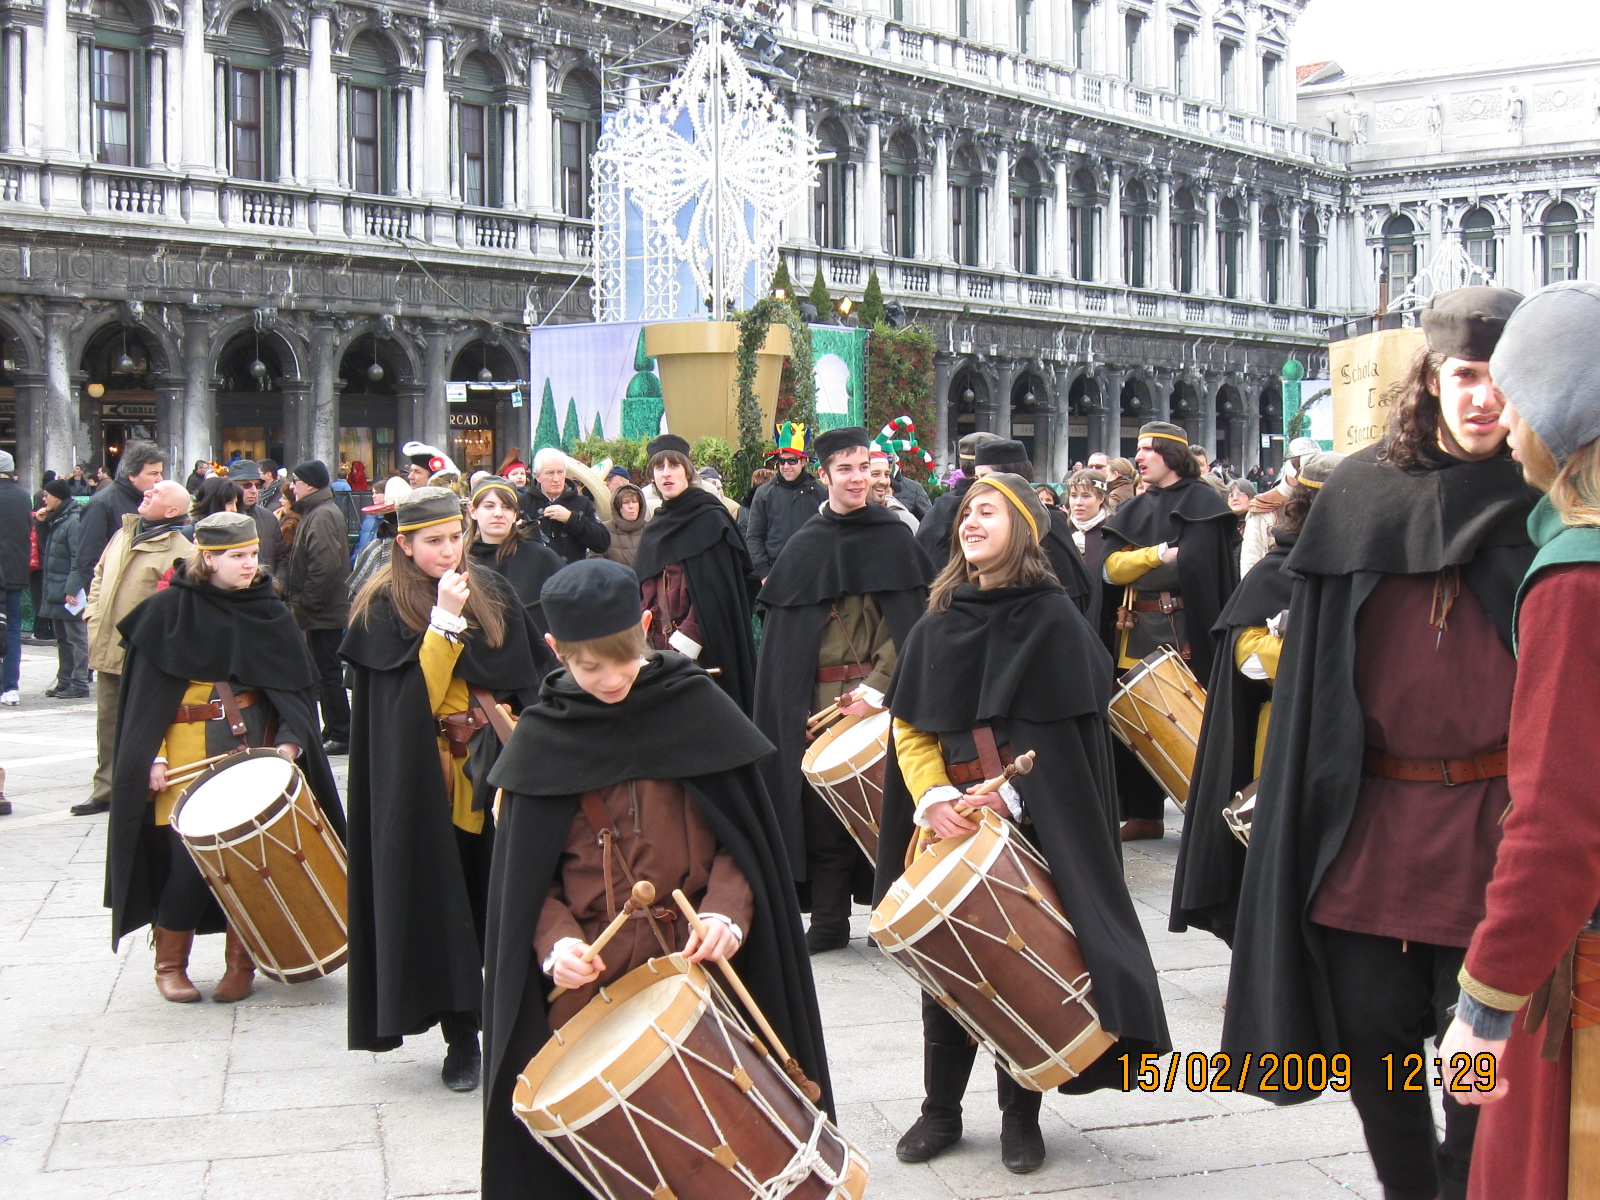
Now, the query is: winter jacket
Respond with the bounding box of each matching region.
[85,515,194,674]
[37,502,86,621]
[891,473,933,519]
[283,487,352,631]
[744,470,827,578]
[75,475,146,582]
[0,476,32,592]
[602,484,647,566]
[247,501,289,584]
[523,483,611,564]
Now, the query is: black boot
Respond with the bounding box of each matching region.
[997,1067,1046,1174]
[895,1039,978,1163]
[439,1011,481,1092]
[805,867,853,954]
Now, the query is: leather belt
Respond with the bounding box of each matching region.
[1130,593,1184,613]
[437,708,493,757]
[816,662,871,684]
[947,744,1015,785]
[174,691,261,724]
[1363,745,1509,787]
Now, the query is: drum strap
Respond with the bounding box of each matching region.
[578,791,676,955]
[468,686,517,746]
[972,726,1006,781]
[214,682,251,743]
[827,603,868,691]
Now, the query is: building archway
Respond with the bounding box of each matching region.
[1258,384,1282,471]
[1119,375,1152,457]
[1066,371,1103,465]
[79,322,164,471]
[1214,383,1242,465]
[950,367,987,448]
[1009,369,1050,464]
[338,332,412,482]
[214,327,302,466]
[448,337,524,473]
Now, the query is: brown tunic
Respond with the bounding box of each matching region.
[811,592,897,714]
[640,563,703,652]
[1310,572,1514,947]
[534,777,754,1027]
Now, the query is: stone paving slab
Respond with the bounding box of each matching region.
[0,644,1389,1198]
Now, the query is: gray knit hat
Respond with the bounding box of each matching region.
[1490,281,1600,465]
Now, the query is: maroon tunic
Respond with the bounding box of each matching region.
[1310,572,1514,945]
[1466,565,1600,1200]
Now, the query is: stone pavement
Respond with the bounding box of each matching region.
[0,640,1393,1198]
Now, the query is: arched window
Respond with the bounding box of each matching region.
[556,71,599,218]
[1070,167,1101,281]
[1383,213,1416,297]
[345,33,400,195]
[1302,208,1323,308]
[1011,158,1047,276]
[217,11,284,181]
[1460,207,1497,278]
[882,132,922,259]
[1260,204,1285,304]
[455,53,506,208]
[1171,186,1202,294]
[949,145,984,266]
[88,0,146,166]
[814,118,854,250]
[1218,196,1245,299]
[1121,178,1153,288]
[1543,201,1579,284]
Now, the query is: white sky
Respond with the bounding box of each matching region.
[1292,0,1600,74]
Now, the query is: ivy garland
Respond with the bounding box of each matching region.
[734,298,815,464]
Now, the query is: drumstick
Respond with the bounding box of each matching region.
[547,881,656,1003]
[671,888,824,1105]
[162,749,249,788]
[916,750,1037,854]
[805,701,842,729]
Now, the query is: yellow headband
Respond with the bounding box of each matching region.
[1141,432,1190,447]
[1300,478,1325,490]
[471,480,519,506]
[198,538,258,552]
[396,514,465,534]
[971,477,1041,543]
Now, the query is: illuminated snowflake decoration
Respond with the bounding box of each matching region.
[593,20,820,321]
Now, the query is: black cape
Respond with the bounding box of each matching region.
[1101,477,1240,685]
[1221,444,1537,1100]
[467,537,565,638]
[632,486,760,712]
[1169,534,1296,944]
[338,571,553,1051]
[106,566,344,946]
[875,581,1171,1087]
[754,504,933,879]
[479,653,832,1200]
[1042,508,1094,614]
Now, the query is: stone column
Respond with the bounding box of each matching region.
[990,145,1011,272]
[1106,163,1124,285]
[1156,173,1173,290]
[40,0,69,156]
[421,321,451,451]
[394,383,423,455]
[1507,194,1525,293]
[421,26,449,201]
[932,351,956,469]
[1051,159,1071,278]
[279,378,311,466]
[308,316,340,470]
[931,130,951,263]
[1245,191,1261,302]
[529,56,554,213]
[1031,393,1057,481]
[1287,201,1303,307]
[991,359,1016,438]
[862,119,882,256]
[13,374,43,487]
[307,6,338,186]
[181,307,216,471]
[180,0,212,171]
[41,300,78,478]
[1203,189,1219,296]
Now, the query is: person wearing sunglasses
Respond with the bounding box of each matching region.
[220,459,287,583]
[745,425,826,584]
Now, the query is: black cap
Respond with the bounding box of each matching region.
[291,460,330,491]
[646,433,692,459]
[812,425,871,465]
[42,479,74,502]
[973,439,1027,468]
[541,559,642,643]
[1421,286,1523,360]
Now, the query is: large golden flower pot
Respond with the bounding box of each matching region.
[644,321,792,446]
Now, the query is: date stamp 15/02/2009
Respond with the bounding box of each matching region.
[1114,1051,1499,1094]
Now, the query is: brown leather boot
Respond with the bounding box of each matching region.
[153,927,201,1002]
[211,928,255,1003]
[1120,818,1165,841]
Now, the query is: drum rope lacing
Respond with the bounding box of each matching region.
[887,831,1103,1085]
[531,973,850,1199]
[190,775,347,979]
[1108,663,1202,799]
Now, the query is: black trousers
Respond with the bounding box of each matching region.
[1319,925,1480,1200]
[1115,738,1168,820]
[305,627,351,742]
[147,824,222,932]
[801,782,858,934]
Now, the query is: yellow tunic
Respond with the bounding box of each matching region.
[1233,625,1281,776]
[1103,545,1169,669]
[151,680,215,825]
[892,719,949,799]
[418,628,485,835]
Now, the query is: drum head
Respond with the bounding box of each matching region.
[174,755,294,838]
[810,710,889,772]
[533,965,696,1111]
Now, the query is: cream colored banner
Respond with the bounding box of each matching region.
[1328,326,1426,453]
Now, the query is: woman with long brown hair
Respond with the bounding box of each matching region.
[875,473,1168,1175]
[340,488,553,1093]
[465,475,564,636]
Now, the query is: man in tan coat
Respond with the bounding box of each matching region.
[70,481,193,817]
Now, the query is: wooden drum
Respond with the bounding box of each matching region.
[172,748,348,983]
[870,810,1116,1091]
[1108,647,1207,808]
[801,710,890,862]
[513,955,869,1200]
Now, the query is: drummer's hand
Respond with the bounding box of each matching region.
[926,799,979,839]
[685,917,740,964]
[436,568,471,617]
[1160,544,1180,564]
[550,943,603,991]
[961,787,1010,817]
[838,686,884,718]
[1437,1016,1510,1105]
[275,742,301,762]
[149,761,168,792]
